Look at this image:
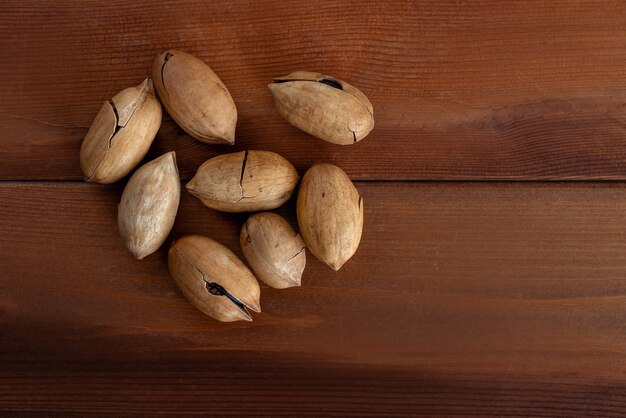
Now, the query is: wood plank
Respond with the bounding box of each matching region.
[2,1,626,180]
[1,182,626,415]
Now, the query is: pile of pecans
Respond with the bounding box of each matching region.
[79,50,373,322]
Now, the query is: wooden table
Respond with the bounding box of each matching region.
[2,1,626,415]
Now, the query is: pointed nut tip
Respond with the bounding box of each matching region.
[238,311,253,322]
[287,280,302,288]
[133,251,147,260]
[285,275,302,288]
[205,134,234,145]
[329,261,343,271]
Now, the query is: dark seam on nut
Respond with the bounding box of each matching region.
[238,150,249,200]
[109,100,122,137]
[350,129,357,143]
[203,280,250,318]
[160,52,174,96]
[319,78,343,90]
[273,77,343,90]
[272,77,373,118]
[236,193,260,203]
[239,150,248,189]
[286,246,305,263]
[86,98,138,181]
[172,244,254,319]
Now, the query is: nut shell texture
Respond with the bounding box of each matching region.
[241,212,305,289]
[152,50,237,144]
[269,71,374,145]
[168,235,261,322]
[187,150,299,213]
[80,78,162,184]
[297,163,363,270]
[118,152,180,259]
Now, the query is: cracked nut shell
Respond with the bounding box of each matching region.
[241,212,306,289]
[186,150,299,213]
[118,152,180,259]
[152,50,237,144]
[297,163,364,271]
[80,78,162,184]
[268,71,374,145]
[168,235,261,322]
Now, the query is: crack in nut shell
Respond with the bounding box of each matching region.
[152,50,237,145]
[79,78,162,184]
[186,150,299,213]
[168,235,261,322]
[269,71,374,145]
[241,212,306,289]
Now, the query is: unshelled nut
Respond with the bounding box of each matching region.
[241,212,305,289]
[297,163,363,270]
[187,150,299,213]
[268,71,374,145]
[118,152,180,259]
[152,50,237,144]
[80,78,162,184]
[168,235,261,322]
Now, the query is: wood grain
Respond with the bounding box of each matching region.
[3,1,626,415]
[1,182,626,415]
[2,0,626,180]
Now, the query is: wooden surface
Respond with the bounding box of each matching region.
[2,0,626,180]
[2,0,626,416]
[3,183,626,416]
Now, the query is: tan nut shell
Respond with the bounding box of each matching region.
[297,163,363,271]
[268,71,374,145]
[241,212,305,289]
[80,78,162,184]
[118,152,180,259]
[187,150,299,213]
[152,50,237,144]
[168,235,261,322]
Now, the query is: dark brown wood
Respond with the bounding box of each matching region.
[2,1,626,180]
[3,1,626,415]
[1,182,626,415]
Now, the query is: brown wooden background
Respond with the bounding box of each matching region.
[2,1,626,416]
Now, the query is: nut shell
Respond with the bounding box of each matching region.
[118,152,180,259]
[80,78,162,184]
[269,71,374,145]
[241,212,305,289]
[168,235,261,322]
[187,150,299,213]
[297,163,363,270]
[152,50,237,144]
